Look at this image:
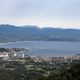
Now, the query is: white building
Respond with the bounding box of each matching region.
[14,53,17,57]
[21,53,25,58]
[0,52,9,61]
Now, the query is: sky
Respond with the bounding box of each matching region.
[0,0,80,29]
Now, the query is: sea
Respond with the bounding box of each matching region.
[0,41,80,57]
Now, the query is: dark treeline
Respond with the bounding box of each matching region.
[0,60,80,80]
[38,63,80,80]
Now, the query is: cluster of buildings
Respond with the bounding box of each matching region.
[0,48,80,62]
[30,54,80,63]
[0,52,9,61]
[0,48,29,61]
[0,50,26,61]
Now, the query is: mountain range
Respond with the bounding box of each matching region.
[0,24,80,43]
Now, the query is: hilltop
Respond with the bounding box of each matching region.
[0,24,80,42]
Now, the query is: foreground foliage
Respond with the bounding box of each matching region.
[0,60,80,80]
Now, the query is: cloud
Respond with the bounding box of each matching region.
[0,0,80,18]
[0,0,80,28]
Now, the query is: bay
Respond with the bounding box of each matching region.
[0,41,80,56]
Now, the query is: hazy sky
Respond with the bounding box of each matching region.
[0,0,80,28]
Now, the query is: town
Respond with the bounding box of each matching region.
[0,48,80,62]
[0,48,80,80]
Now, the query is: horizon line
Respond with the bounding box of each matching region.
[0,23,80,30]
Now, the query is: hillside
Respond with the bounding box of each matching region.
[0,24,80,42]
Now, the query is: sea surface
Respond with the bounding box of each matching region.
[0,41,80,56]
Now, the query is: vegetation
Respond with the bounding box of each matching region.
[0,60,80,80]
[0,24,80,42]
[38,63,80,80]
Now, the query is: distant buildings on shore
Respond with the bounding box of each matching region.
[0,52,9,61]
[30,54,80,63]
[0,48,80,62]
[0,51,26,61]
[0,52,80,62]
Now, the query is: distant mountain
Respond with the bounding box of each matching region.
[0,24,80,42]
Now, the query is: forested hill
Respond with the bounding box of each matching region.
[0,24,80,42]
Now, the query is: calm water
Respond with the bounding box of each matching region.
[0,41,80,56]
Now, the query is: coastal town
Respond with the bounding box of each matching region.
[0,48,80,62]
[0,48,80,80]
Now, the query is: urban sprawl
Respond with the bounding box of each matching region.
[0,48,80,62]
